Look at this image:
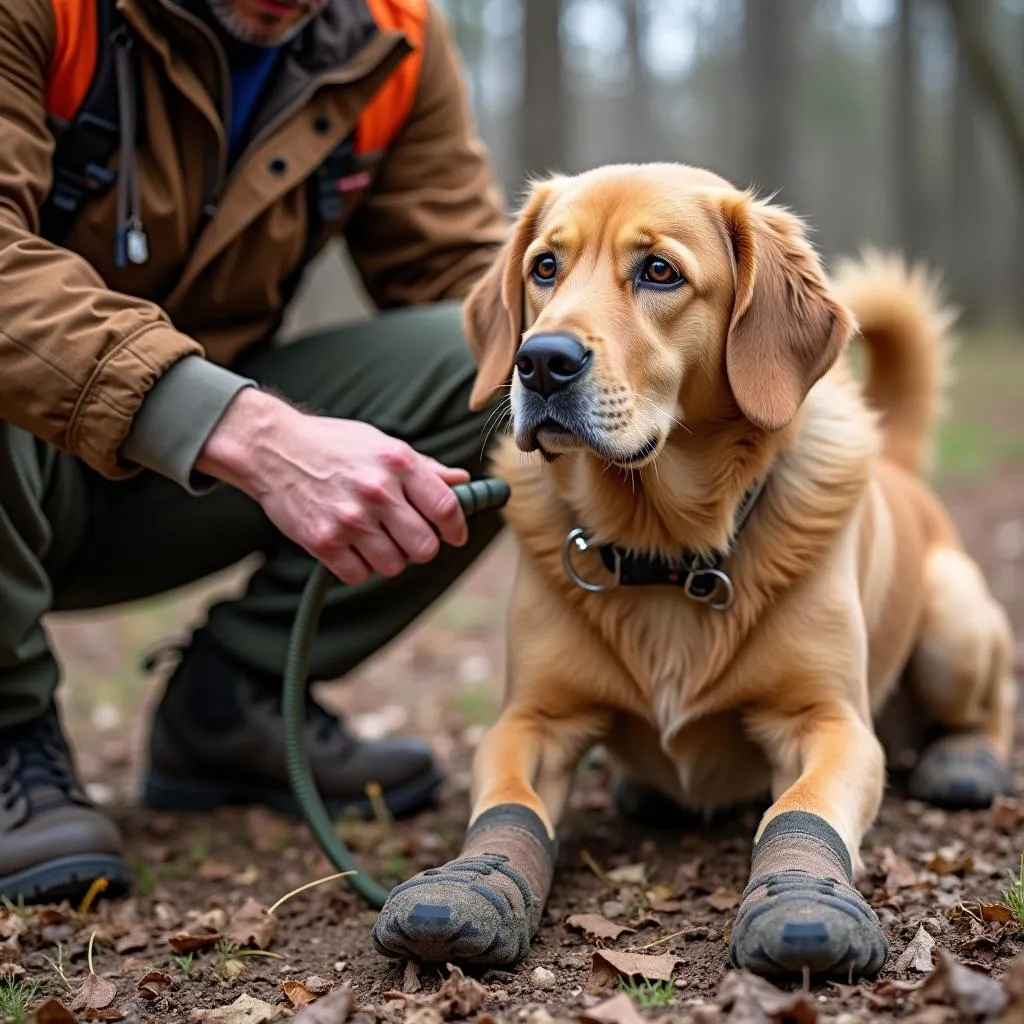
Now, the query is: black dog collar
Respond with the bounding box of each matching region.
[561,478,767,611]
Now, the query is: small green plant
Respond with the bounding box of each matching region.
[617,977,674,1007]
[42,943,72,995]
[0,896,26,922]
[214,937,240,981]
[0,976,41,1024]
[174,952,195,976]
[1001,852,1024,927]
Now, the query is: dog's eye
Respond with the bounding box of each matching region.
[531,253,558,285]
[638,256,684,288]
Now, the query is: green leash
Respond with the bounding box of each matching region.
[281,477,511,909]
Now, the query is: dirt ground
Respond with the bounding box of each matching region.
[4,348,1024,1024]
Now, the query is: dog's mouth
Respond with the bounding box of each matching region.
[526,417,664,468]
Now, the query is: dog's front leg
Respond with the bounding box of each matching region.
[730,699,889,981]
[372,702,607,967]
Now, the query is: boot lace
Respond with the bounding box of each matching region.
[0,707,85,818]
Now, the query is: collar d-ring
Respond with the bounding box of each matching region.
[562,528,621,592]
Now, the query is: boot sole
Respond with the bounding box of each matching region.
[142,767,444,821]
[0,853,133,905]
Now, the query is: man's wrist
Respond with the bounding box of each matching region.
[195,387,291,493]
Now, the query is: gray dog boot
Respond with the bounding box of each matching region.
[372,803,556,966]
[730,810,888,979]
[907,731,1012,810]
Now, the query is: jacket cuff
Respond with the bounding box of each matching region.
[121,355,256,494]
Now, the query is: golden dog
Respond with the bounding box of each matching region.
[372,162,1016,981]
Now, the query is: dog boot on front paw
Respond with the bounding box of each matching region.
[908,732,1012,810]
[729,810,888,980]
[371,803,556,967]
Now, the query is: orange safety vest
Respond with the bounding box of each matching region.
[40,0,427,246]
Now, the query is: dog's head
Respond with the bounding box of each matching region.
[464,163,855,467]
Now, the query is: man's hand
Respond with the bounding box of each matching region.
[195,388,470,585]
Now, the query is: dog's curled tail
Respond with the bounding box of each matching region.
[832,248,959,478]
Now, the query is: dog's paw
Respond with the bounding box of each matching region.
[908,732,1012,810]
[729,870,888,979]
[371,854,533,966]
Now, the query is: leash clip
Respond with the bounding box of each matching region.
[562,528,620,592]
[683,567,736,611]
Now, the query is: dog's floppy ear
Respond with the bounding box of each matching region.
[715,191,855,431]
[464,179,562,411]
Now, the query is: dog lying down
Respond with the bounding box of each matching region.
[372,162,1017,980]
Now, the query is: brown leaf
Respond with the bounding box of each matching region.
[0,962,25,979]
[136,970,173,1000]
[168,932,223,954]
[707,888,742,912]
[978,901,1015,923]
[927,844,973,876]
[0,937,20,964]
[903,1008,957,1024]
[648,898,682,913]
[880,846,919,889]
[114,927,150,955]
[991,796,1024,833]
[382,964,486,1019]
[27,998,79,1024]
[226,898,277,951]
[857,977,925,1008]
[83,1011,126,1022]
[246,808,291,854]
[290,986,355,1024]
[589,950,680,989]
[197,860,236,881]
[576,992,647,1024]
[70,975,117,1013]
[715,969,819,1024]
[190,993,284,1023]
[895,925,936,973]
[281,981,319,1009]
[565,914,636,943]
[921,950,1008,1019]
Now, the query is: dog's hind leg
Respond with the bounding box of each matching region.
[904,547,1016,809]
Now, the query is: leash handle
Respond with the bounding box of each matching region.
[452,477,511,517]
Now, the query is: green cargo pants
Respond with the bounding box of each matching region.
[0,302,504,731]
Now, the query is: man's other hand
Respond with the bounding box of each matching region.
[195,389,470,585]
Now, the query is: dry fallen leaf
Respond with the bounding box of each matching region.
[70,975,117,1013]
[383,964,486,1019]
[27,998,78,1024]
[991,796,1024,833]
[114,926,150,955]
[83,1011,126,1022]
[0,937,20,965]
[565,913,636,943]
[290,986,355,1024]
[282,981,318,1009]
[605,863,647,886]
[707,887,742,912]
[590,950,680,989]
[921,950,1008,1019]
[927,843,973,877]
[673,859,702,892]
[715,969,819,1024]
[226,898,277,951]
[168,932,223,954]
[190,993,284,1023]
[246,807,291,854]
[880,847,919,890]
[895,925,936,974]
[978,901,1015,924]
[137,970,173,1000]
[197,860,236,881]
[576,992,646,1024]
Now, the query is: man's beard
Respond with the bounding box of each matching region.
[205,0,328,45]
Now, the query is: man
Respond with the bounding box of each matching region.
[0,0,509,903]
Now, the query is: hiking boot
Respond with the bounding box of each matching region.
[143,628,443,820]
[0,703,132,904]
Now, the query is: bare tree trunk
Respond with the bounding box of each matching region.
[939,0,1024,192]
[522,0,567,178]
[624,0,652,160]
[743,0,800,202]
[949,1,990,316]
[894,0,925,261]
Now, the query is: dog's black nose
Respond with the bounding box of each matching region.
[515,334,590,398]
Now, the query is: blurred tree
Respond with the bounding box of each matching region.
[624,0,652,159]
[894,0,925,261]
[522,0,567,177]
[743,0,800,203]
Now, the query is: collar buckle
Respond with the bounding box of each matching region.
[562,528,621,592]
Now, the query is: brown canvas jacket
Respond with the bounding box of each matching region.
[0,0,507,489]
